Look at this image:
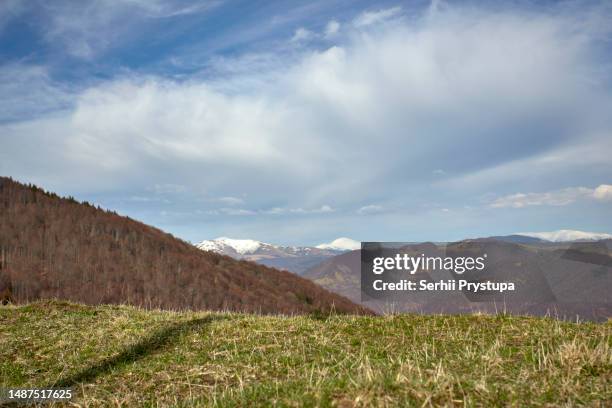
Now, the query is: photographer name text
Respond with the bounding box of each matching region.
[372,279,515,293]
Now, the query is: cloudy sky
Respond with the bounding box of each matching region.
[1,0,611,245]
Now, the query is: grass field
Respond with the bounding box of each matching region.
[0,301,610,407]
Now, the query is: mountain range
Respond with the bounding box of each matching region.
[194,232,612,320]
[195,237,359,274]
[195,232,612,275]
[0,177,369,315]
[516,230,612,242]
[301,238,612,321]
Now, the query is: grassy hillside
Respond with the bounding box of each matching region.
[1,301,610,407]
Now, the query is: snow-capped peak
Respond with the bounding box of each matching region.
[196,237,266,255]
[316,237,360,251]
[517,229,612,242]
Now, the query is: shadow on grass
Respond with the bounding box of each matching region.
[50,315,221,389]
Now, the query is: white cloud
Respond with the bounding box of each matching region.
[48,78,299,178]
[264,205,335,215]
[428,0,445,17]
[39,0,217,58]
[1,2,611,229]
[291,27,314,42]
[219,208,255,216]
[439,138,612,193]
[313,204,334,213]
[217,196,244,206]
[353,6,402,27]
[316,237,360,250]
[291,19,338,44]
[357,204,383,215]
[126,195,167,203]
[263,207,285,215]
[490,184,612,208]
[0,63,73,122]
[490,188,591,208]
[593,184,612,201]
[202,205,336,217]
[324,20,340,37]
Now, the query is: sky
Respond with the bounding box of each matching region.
[0,0,611,246]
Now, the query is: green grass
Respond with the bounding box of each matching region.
[0,301,610,407]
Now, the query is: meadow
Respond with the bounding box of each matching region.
[0,301,610,407]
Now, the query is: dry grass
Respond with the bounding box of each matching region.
[0,300,610,407]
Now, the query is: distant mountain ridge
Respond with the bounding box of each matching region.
[196,237,278,256]
[197,232,612,275]
[0,177,370,315]
[301,238,612,321]
[195,237,358,274]
[516,230,612,242]
[485,235,547,244]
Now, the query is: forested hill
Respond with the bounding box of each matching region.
[0,177,370,315]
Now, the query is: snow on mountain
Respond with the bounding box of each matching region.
[196,237,266,255]
[316,237,361,251]
[518,229,612,242]
[195,237,353,274]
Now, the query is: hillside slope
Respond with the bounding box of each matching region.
[0,301,609,406]
[303,240,612,320]
[0,177,369,315]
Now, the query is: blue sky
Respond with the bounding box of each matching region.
[1,0,611,246]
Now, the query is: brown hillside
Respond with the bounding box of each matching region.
[0,177,370,315]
